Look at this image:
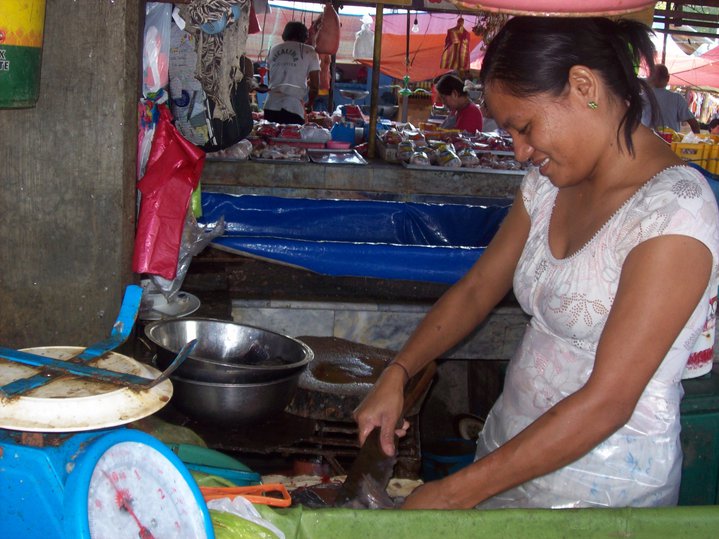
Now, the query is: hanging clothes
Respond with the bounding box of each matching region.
[183,0,251,121]
[440,17,471,72]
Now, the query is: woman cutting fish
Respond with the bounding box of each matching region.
[355,16,719,509]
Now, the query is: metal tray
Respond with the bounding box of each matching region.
[401,162,526,175]
[474,149,515,156]
[250,154,309,164]
[0,347,172,432]
[307,149,368,165]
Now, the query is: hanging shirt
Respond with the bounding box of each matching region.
[440,25,471,72]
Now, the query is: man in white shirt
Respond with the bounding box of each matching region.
[263,22,320,125]
[641,64,700,134]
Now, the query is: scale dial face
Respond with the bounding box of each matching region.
[86,441,209,539]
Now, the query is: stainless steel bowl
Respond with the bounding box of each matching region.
[170,372,300,424]
[144,318,314,383]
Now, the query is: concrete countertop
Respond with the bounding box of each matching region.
[200,158,523,202]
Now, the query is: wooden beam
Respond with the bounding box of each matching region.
[368,4,384,159]
[652,24,719,38]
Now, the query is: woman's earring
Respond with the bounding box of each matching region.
[588,101,599,110]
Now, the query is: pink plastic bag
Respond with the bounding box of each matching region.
[132,105,205,279]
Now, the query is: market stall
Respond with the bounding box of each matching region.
[25,0,719,538]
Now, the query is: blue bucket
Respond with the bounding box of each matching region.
[421,438,477,482]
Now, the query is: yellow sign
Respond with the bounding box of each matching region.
[0,0,47,47]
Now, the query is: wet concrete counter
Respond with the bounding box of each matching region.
[201,158,522,202]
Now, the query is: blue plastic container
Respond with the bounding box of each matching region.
[330,123,356,145]
[421,438,477,481]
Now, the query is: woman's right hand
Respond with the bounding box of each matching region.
[353,365,407,457]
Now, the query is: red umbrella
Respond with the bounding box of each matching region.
[665,43,719,89]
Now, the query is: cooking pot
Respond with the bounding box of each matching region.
[170,372,301,425]
[144,318,313,383]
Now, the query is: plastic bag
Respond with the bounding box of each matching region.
[208,138,253,160]
[353,14,374,60]
[300,124,331,142]
[207,497,285,539]
[148,208,225,300]
[132,104,206,280]
[143,2,172,97]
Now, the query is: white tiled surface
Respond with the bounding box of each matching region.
[232,299,529,359]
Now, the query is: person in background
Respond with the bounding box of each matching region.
[263,21,320,124]
[436,74,483,133]
[355,16,719,510]
[708,118,719,135]
[641,64,701,134]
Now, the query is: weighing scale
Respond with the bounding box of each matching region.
[338,89,369,123]
[0,286,215,538]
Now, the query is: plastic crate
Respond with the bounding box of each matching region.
[706,144,719,175]
[673,142,710,169]
[678,364,719,505]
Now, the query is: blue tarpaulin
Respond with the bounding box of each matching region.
[199,193,512,284]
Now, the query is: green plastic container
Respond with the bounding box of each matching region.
[0,0,46,108]
[167,443,261,486]
[678,365,719,505]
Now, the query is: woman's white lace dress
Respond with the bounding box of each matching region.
[476,166,719,508]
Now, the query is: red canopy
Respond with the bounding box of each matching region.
[667,45,719,90]
[356,32,482,82]
[245,6,485,82]
[245,6,365,62]
[649,35,719,90]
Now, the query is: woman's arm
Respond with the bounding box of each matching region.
[354,196,531,455]
[403,234,713,509]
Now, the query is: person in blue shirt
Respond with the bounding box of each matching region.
[641,64,700,134]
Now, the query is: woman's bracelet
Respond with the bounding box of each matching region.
[386,361,410,384]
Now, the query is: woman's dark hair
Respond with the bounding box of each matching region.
[282,21,309,43]
[479,17,656,155]
[436,74,467,97]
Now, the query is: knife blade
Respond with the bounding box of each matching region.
[334,361,437,508]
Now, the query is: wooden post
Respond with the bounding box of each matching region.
[368,4,384,159]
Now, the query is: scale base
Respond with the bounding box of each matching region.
[0,429,108,537]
